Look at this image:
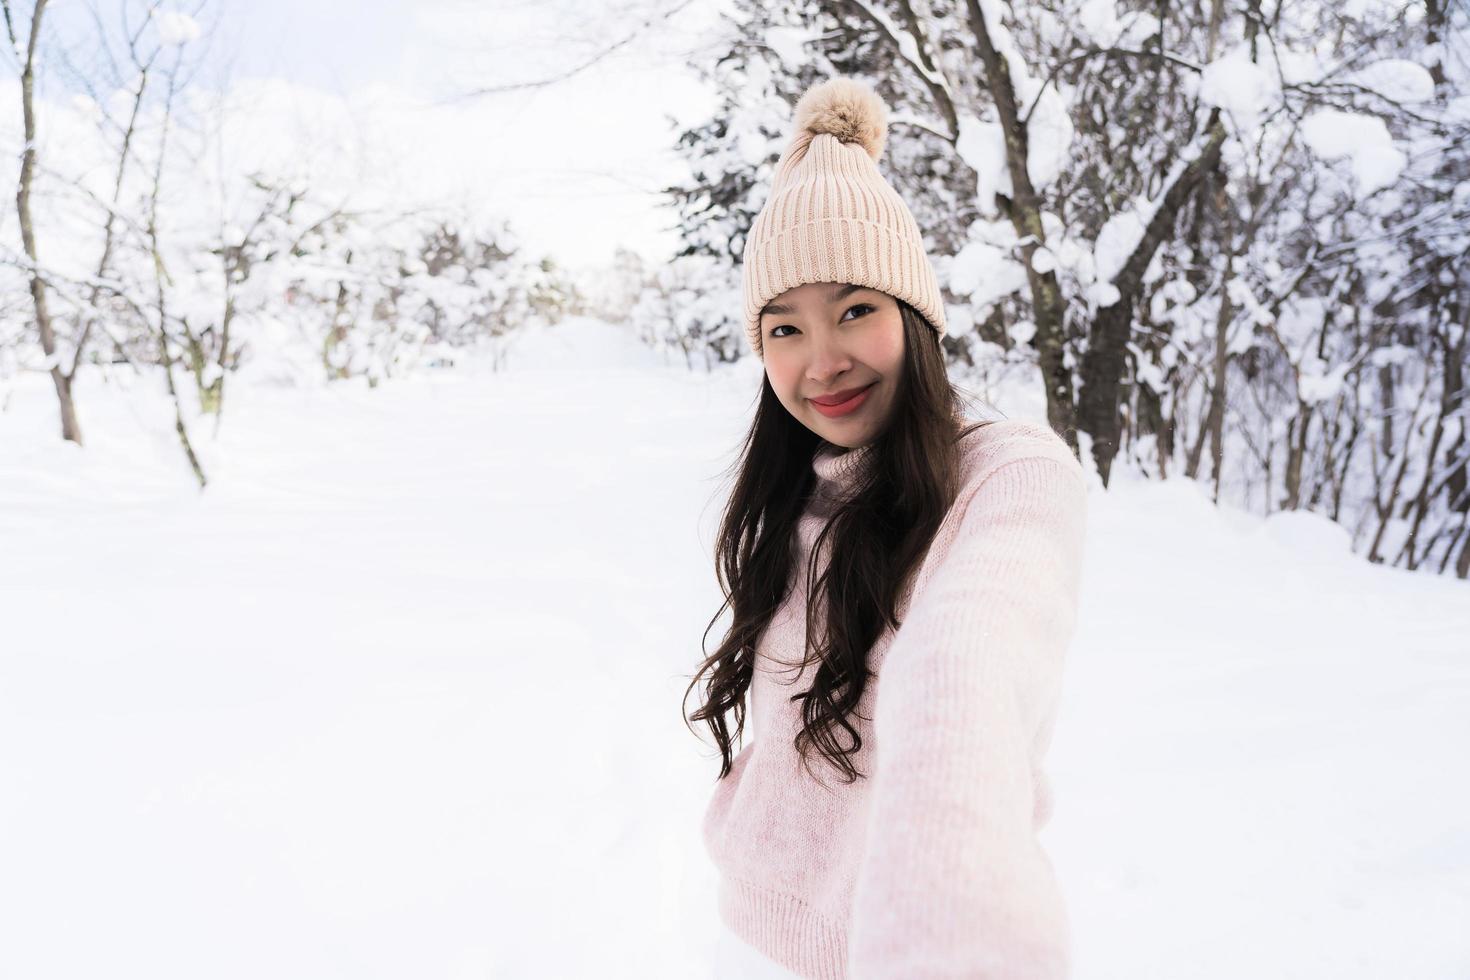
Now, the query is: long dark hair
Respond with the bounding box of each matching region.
[683,299,994,785]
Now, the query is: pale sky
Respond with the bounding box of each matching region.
[47,0,728,273]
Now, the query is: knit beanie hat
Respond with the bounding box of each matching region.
[741,76,947,360]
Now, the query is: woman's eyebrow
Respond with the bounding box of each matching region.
[762,284,869,318]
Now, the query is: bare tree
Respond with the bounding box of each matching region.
[2,0,79,443]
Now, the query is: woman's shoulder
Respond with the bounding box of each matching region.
[898,415,1089,605]
[955,416,1088,496]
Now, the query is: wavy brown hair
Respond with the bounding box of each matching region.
[683,299,996,785]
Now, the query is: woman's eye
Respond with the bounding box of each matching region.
[768,306,870,337]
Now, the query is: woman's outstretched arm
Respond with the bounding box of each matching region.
[848,453,1089,980]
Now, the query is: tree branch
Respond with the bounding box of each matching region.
[448,0,697,101]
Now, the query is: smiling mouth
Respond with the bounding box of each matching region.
[809,383,873,406]
[808,382,876,418]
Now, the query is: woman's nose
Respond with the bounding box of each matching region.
[806,333,852,381]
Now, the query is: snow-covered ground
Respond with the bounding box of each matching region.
[1,318,1467,979]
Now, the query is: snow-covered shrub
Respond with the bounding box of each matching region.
[630,254,744,370]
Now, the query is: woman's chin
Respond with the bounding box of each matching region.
[810,418,871,448]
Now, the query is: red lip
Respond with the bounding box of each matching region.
[809,383,875,406]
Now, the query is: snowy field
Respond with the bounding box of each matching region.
[1,318,1467,979]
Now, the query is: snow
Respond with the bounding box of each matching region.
[1093,207,1148,284]
[1116,11,1163,48]
[1008,318,1037,344]
[763,25,814,67]
[1300,110,1408,196]
[955,112,1012,216]
[1199,45,1281,132]
[1030,246,1057,274]
[1022,82,1075,192]
[1086,280,1122,308]
[1077,0,1123,48]
[1226,277,1275,328]
[948,231,1029,311]
[1346,59,1437,103]
[2,319,1469,979]
[1298,355,1351,405]
[943,302,976,337]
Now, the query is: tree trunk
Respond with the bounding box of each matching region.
[12,0,79,444]
[1077,116,1227,484]
[964,0,1079,452]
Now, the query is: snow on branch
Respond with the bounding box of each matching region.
[843,0,953,104]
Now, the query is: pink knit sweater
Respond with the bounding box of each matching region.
[701,418,1089,980]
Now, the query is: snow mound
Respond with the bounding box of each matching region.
[504,316,669,372]
[1254,507,1354,564]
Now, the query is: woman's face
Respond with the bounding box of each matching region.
[760,282,905,449]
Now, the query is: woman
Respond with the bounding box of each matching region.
[685,76,1089,979]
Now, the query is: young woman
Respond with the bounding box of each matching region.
[685,77,1089,979]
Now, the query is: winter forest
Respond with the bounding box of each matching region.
[2,0,1468,978]
[3,0,1468,574]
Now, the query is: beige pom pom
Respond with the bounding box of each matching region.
[792,76,888,162]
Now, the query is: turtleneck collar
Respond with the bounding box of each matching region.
[812,440,872,495]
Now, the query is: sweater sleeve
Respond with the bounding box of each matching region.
[847,454,1088,980]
